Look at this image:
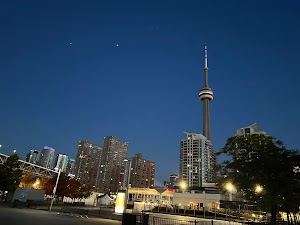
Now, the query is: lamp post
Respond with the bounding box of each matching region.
[49,169,61,212]
[225,182,235,201]
[123,159,132,211]
[255,184,263,194]
[180,181,187,210]
[293,166,300,174]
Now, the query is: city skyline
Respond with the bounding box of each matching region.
[0,1,299,184]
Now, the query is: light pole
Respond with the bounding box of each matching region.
[49,169,61,212]
[255,184,263,194]
[225,182,236,201]
[180,181,187,192]
[293,166,300,173]
[123,159,132,212]
[179,181,187,210]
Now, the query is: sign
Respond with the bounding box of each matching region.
[115,190,126,214]
[19,189,28,202]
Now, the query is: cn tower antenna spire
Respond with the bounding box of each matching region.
[204,45,208,69]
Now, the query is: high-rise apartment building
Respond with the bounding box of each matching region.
[179,46,215,188]
[96,136,128,193]
[169,174,179,188]
[180,132,214,187]
[66,158,76,177]
[128,153,155,188]
[54,154,69,172]
[236,123,266,136]
[25,149,40,164]
[38,146,55,169]
[75,140,102,190]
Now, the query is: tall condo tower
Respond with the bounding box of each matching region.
[180,132,214,187]
[25,149,40,164]
[236,123,267,137]
[96,136,128,193]
[199,46,214,141]
[127,153,155,188]
[54,154,69,173]
[38,146,55,169]
[75,140,102,190]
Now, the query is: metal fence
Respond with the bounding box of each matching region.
[148,216,199,225]
[147,216,243,225]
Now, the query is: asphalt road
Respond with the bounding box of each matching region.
[0,205,121,225]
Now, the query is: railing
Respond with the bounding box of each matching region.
[149,216,200,225]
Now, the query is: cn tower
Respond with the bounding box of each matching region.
[199,46,213,140]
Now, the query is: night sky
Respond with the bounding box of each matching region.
[0,1,299,185]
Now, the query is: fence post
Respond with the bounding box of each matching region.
[211,219,213,225]
[195,219,197,225]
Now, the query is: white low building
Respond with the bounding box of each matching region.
[173,190,221,210]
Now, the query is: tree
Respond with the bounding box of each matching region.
[76,184,92,199]
[44,173,90,200]
[36,176,51,190]
[217,134,300,225]
[0,154,22,192]
[19,172,36,188]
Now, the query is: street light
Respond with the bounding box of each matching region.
[180,181,187,192]
[293,166,300,173]
[225,182,236,201]
[255,184,263,194]
[123,159,132,212]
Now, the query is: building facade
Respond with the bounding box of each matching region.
[75,140,102,190]
[38,146,55,169]
[236,123,266,136]
[129,153,155,188]
[66,158,76,177]
[180,132,214,187]
[25,149,40,164]
[54,153,69,172]
[169,174,179,188]
[96,136,128,193]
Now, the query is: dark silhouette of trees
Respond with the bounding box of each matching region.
[44,173,92,200]
[217,134,300,225]
[0,153,22,192]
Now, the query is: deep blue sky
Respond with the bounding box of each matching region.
[0,1,299,185]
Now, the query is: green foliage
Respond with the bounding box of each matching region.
[217,134,300,224]
[0,154,22,192]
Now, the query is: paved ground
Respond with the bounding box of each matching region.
[0,204,121,225]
